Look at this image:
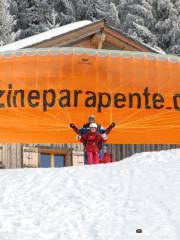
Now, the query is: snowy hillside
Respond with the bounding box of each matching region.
[0,149,180,240]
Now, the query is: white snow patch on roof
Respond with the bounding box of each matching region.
[0,21,92,52]
[0,149,180,239]
[140,42,165,54]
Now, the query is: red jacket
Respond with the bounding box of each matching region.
[101,152,111,163]
[80,132,105,153]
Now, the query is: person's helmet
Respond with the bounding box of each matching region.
[89,123,97,128]
[88,115,95,123]
[88,114,95,119]
[88,115,95,121]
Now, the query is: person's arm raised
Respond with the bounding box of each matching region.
[69,123,79,134]
[106,122,115,134]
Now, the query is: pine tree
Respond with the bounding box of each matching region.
[152,0,180,54]
[94,0,110,19]
[117,0,157,47]
[171,0,180,13]
[53,0,76,25]
[0,0,14,46]
[106,2,120,26]
[5,0,180,54]
[10,0,30,39]
[169,0,180,53]
[70,0,96,21]
[168,0,180,54]
[46,8,60,29]
[87,0,120,26]
[10,0,60,39]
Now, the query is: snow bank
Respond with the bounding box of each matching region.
[0,149,180,240]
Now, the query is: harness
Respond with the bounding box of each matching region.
[84,133,103,150]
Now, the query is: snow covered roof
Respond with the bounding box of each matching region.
[0,19,165,54]
[0,21,92,52]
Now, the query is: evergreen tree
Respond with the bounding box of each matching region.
[46,8,60,29]
[10,0,75,39]
[169,0,180,53]
[3,0,180,54]
[152,0,180,53]
[94,0,120,26]
[106,2,120,26]
[117,0,157,46]
[53,0,76,25]
[171,0,180,13]
[70,0,96,21]
[0,0,14,46]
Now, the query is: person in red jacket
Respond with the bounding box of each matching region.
[100,145,112,164]
[78,123,107,165]
[70,117,115,163]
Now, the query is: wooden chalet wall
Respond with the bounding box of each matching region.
[108,144,180,161]
[0,143,84,169]
[0,144,22,168]
[0,143,179,169]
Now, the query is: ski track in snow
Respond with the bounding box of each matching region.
[0,149,180,240]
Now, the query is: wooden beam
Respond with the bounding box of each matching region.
[51,153,54,168]
[91,33,100,48]
[30,20,105,48]
[38,147,68,155]
[105,33,137,51]
[98,33,106,49]
[103,26,148,52]
[91,32,106,49]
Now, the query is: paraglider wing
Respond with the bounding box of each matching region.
[0,48,179,143]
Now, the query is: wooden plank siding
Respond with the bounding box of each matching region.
[0,144,3,168]
[108,144,180,160]
[104,33,138,51]
[0,143,179,168]
[1,144,22,168]
[103,25,160,53]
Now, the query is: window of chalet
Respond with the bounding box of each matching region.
[39,150,66,168]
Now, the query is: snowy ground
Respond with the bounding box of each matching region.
[0,149,180,240]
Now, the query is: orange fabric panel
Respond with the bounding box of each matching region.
[0,48,179,143]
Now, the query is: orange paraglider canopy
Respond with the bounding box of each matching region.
[0,48,179,144]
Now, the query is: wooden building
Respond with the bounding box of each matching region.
[0,20,178,169]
